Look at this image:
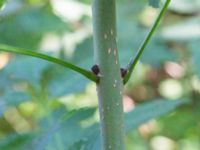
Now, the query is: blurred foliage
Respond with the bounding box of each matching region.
[0,0,5,8]
[0,0,200,149]
[149,0,160,8]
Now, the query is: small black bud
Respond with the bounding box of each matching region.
[120,68,127,78]
[91,65,100,75]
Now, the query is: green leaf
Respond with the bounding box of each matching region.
[159,108,200,140]
[47,67,91,97]
[25,99,186,150]
[1,56,49,85]
[70,38,94,69]
[47,38,95,97]
[0,71,12,91]
[1,91,29,106]
[0,0,5,8]
[29,107,97,150]
[0,90,30,117]
[0,44,97,82]
[0,0,5,9]
[141,39,176,67]
[67,131,101,150]
[62,99,186,150]
[0,6,68,49]
[125,99,187,132]
[149,0,160,8]
[0,134,34,150]
[67,140,88,150]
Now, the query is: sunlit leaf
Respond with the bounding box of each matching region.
[0,0,5,9]
[168,0,200,14]
[161,17,200,41]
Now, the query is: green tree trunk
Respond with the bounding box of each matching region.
[92,0,125,150]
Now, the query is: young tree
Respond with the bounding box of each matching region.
[0,0,184,149]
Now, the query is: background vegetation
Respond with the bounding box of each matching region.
[0,0,200,149]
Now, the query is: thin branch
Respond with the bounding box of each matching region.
[0,44,98,82]
[123,0,171,84]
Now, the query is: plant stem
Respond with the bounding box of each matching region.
[124,0,171,84]
[0,44,98,82]
[92,0,125,150]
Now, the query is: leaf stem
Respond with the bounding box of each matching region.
[0,44,98,82]
[123,0,171,84]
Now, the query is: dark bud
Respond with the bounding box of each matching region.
[120,68,127,78]
[91,65,100,75]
